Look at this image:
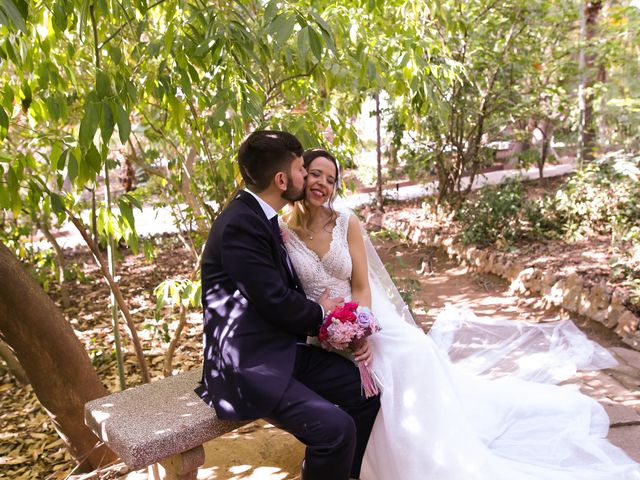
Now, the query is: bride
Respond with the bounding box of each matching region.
[281,148,640,480]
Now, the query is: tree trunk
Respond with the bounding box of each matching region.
[374,92,384,212]
[120,157,136,192]
[582,0,603,162]
[537,118,553,180]
[0,243,117,471]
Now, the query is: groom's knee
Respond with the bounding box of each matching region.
[321,408,356,449]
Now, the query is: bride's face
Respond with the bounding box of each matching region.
[305,156,337,207]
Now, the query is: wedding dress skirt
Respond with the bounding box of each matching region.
[282,210,640,479]
[361,289,640,480]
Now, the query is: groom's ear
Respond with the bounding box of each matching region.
[273,171,288,192]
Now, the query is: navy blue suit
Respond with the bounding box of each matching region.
[196,191,379,479]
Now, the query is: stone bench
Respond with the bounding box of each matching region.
[84,369,249,479]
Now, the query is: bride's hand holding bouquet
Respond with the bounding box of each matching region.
[319,301,381,398]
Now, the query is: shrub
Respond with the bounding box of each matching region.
[455,150,640,249]
[456,179,526,247]
[553,151,640,242]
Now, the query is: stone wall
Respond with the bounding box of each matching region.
[378,214,640,351]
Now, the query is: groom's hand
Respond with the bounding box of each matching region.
[353,339,373,366]
[318,288,344,316]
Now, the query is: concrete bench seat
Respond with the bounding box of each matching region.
[84,369,249,479]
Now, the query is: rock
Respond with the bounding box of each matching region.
[526,268,544,293]
[579,281,610,324]
[616,311,640,337]
[410,227,422,244]
[365,211,384,229]
[540,271,558,295]
[622,331,640,351]
[441,236,454,247]
[465,246,478,264]
[561,273,583,313]
[547,277,568,307]
[605,289,626,329]
[505,262,526,282]
[474,249,489,269]
[510,267,535,294]
[493,256,507,276]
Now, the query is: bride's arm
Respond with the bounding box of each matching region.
[347,214,372,309]
[347,214,374,365]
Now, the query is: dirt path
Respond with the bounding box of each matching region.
[375,234,627,347]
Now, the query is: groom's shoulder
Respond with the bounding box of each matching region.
[219,192,255,218]
[215,193,261,230]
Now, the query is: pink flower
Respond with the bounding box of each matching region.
[281,228,290,244]
[317,302,382,398]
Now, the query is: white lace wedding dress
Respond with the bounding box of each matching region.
[282,210,640,480]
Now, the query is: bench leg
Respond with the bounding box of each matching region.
[159,445,205,480]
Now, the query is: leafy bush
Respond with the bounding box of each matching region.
[456,179,527,247]
[553,151,640,242]
[456,151,640,249]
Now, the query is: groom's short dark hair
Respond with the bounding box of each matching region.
[238,130,304,192]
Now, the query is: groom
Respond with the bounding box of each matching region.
[196,130,380,480]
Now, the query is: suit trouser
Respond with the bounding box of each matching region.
[266,345,380,480]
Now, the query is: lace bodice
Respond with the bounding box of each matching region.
[282,211,352,302]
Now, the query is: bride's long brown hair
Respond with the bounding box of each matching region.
[285,148,340,237]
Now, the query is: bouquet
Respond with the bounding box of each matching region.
[318,301,382,398]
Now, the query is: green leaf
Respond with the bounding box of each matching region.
[271,13,296,51]
[121,192,142,209]
[20,80,31,112]
[0,180,9,209]
[179,68,192,96]
[67,150,78,183]
[52,2,67,32]
[0,0,27,32]
[79,101,99,151]
[143,238,154,260]
[0,106,7,140]
[50,143,62,170]
[56,148,69,171]
[78,0,90,38]
[297,26,311,65]
[115,103,131,144]
[50,192,64,215]
[96,70,111,99]
[101,101,114,144]
[7,166,20,216]
[85,143,102,174]
[45,96,60,121]
[118,199,136,229]
[367,59,377,82]
[109,44,122,64]
[264,0,279,24]
[187,63,199,83]
[308,26,323,62]
[2,85,14,109]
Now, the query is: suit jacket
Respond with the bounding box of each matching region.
[195,190,323,420]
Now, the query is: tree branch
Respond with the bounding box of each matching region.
[98,0,168,49]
